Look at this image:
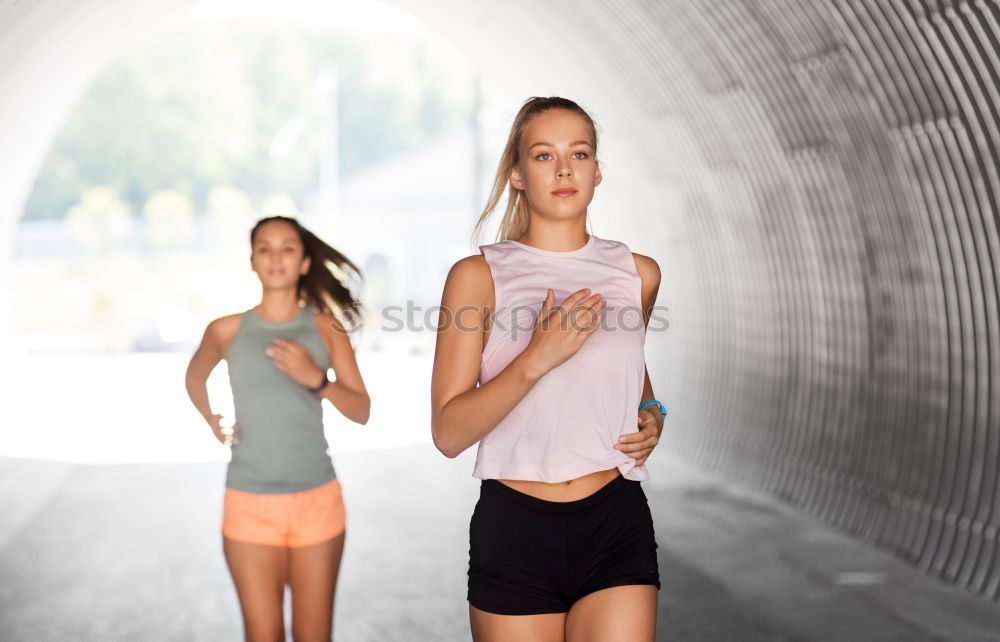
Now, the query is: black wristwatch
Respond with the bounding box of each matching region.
[308,372,329,394]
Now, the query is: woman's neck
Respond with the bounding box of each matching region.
[256,290,301,323]
[515,220,589,252]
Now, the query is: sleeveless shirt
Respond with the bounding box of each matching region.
[222,302,336,493]
[474,233,650,483]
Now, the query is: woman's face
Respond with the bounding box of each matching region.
[511,108,601,222]
[250,221,310,289]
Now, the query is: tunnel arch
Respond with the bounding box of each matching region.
[2,0,999,600]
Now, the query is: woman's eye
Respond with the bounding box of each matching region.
[534,152,588,160]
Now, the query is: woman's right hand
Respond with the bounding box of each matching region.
[208,413,239,447]
[520,287,605,377]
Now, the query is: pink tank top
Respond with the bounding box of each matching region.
[474,233,650,483]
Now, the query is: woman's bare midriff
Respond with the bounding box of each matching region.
[498,467,622,502]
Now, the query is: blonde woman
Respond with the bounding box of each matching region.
[432,97,665,641]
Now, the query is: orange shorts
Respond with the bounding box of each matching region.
[222,478,346,547]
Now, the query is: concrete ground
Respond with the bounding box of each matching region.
[1,445,998,641]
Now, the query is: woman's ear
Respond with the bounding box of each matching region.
[594,162,603,187]
[510,165,525,191]
[300,254,311,275]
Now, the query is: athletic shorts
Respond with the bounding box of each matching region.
[222,477,346,547]
[468,472,660,615]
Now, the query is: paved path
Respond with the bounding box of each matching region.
[1,446,998,641]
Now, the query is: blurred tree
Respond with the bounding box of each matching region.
[143,189,195,247]
[66,186,133,252]
[22,20,473,223]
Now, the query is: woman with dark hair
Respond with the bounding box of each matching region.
[185,215,370,641]
[432,97,665,641]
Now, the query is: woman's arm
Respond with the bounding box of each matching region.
[185,316,239,444]
[637,252,663,411]
[314,312,371,425]
[431,255,542,458]
[430,255,604,459]
[185,318,227,422]
[615,253,664,465]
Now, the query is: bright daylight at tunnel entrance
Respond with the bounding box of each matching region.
[7,0,502,463]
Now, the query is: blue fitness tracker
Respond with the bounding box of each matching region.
[639,399,667,417]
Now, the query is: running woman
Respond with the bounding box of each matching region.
[431,96,666,641]
[185,215,370,641]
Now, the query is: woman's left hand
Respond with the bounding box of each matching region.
[266,338,325,389]
[614,408,664,467]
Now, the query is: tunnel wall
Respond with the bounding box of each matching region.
[2,0,998,600]
[576,0,1000,600]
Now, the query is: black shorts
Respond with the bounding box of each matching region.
[467,472,660,615]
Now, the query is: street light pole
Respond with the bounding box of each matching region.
[315,64,339,238]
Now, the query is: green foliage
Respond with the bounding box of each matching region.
[23,20,472,221]
[143,189,195,247]
[66,186,132,252]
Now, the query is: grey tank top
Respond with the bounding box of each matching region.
[223,302,336,493]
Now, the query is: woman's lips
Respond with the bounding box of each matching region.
[552,189,577,197]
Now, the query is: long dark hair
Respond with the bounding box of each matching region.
[249,215,364,332]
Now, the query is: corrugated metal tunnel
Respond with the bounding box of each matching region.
[2,0,999,606]
[404,0,1000,602]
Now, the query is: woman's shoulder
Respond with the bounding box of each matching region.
[202,312,243,358]
[208,312,243,334]
[311,308,353,358]
[442,253,494,304]
[447,253,492,283]
[630,252,661,303]
[312,307,347,335]
[595,235,642,255]
[590,235,638,261]
[592,236,658,277]
[631,252,660,278]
